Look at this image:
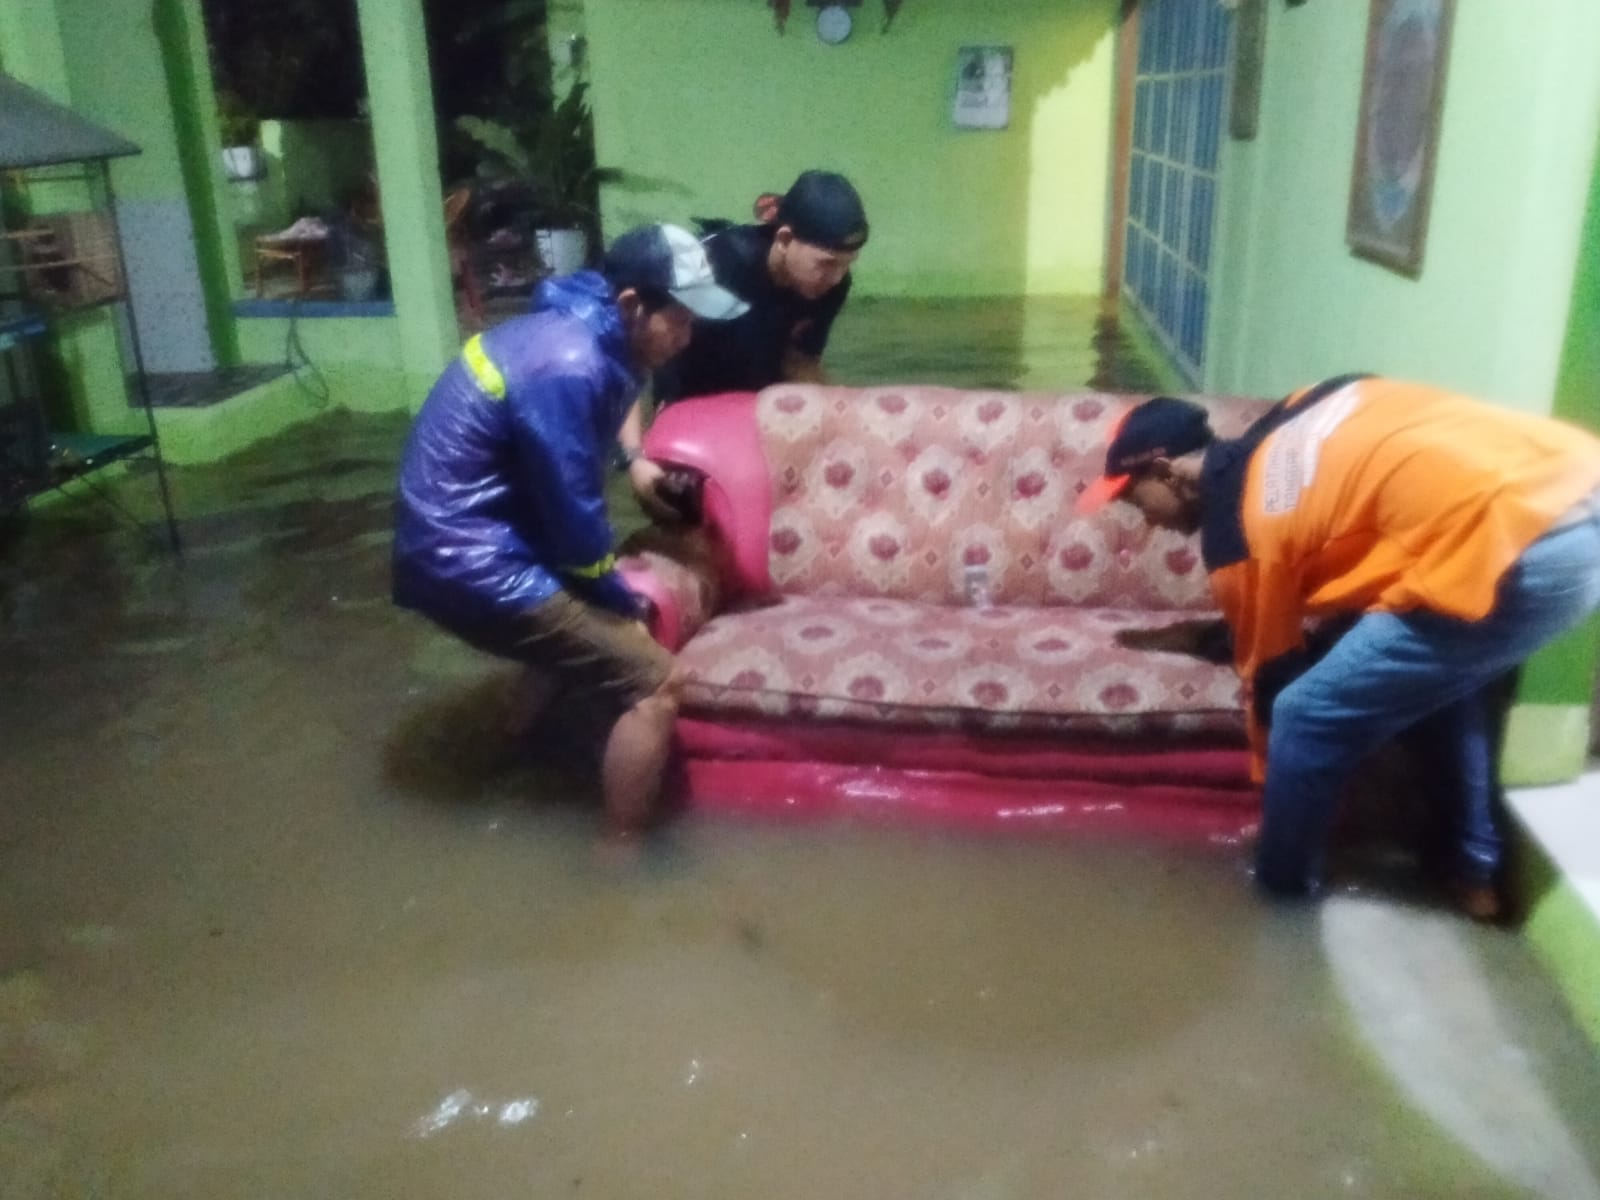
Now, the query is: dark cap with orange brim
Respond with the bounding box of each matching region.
[1077,396,1214,513]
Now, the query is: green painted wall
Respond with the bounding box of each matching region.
[152,364,409,465]
[1554,128,1600,436]
[1515,821,1600,1049]
[151,315,408,463]
[46,312,141,438]
[1204,0,1600,413]
[1510,108,1600,720]
[235,315,401,375]
[547,0,587,91]
[0,1,73,104]
[0,18,93,230]
[100,304,412,466]
[583,0,1119,298]
[1519,115,1600,715]
[53,0,188,202]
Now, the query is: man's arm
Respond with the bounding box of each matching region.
[780,345,828,385]
[1115,618,1233,662]
[1211,558,1308,779]
[781,274,851,384]
[618,397,646,463]
[506,372,638,615]
[618,394,691,523]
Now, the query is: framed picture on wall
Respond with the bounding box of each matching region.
[1346,0,1455,276]
[953,46,1013,130]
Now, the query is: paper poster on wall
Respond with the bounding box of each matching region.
[953,46,1012,130]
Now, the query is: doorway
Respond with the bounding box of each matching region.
[1112,0,1231,384]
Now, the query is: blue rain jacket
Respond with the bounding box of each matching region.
[393,272,642,631]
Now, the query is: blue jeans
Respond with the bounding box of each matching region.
[1255,504,1600,896]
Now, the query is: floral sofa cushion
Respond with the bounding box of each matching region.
[757,385,1263,611]
[677,594,1246,740]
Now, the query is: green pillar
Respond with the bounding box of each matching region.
[154,0,242,365]
[1502,125,1600,786]
[355,0,458,407]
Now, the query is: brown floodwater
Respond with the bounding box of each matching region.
[2,298,1598,1197]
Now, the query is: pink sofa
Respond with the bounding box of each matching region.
[620,385,1273,840]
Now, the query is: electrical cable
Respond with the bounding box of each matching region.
[285,297,330,408]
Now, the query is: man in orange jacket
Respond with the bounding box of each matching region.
[1080,375,1600,914]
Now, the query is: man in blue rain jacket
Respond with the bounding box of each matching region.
[394,224,746,837]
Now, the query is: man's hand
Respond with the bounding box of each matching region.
[1116,618,1230,659]
[628,457,682,522]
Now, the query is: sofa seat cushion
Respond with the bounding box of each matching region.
[677,595,1246,739]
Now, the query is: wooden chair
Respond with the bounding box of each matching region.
[253,235,327,298]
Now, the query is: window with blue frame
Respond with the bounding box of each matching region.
[1124,0,1231,383]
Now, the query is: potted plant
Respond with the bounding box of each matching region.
[456,81,617,275]
[217,90,265,183]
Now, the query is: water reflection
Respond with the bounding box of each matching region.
[412,1089,541,1139]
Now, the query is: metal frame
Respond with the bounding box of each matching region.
[0,161,182,555]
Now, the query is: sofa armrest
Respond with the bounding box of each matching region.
[642,392,773,598]
[616,527,725,651]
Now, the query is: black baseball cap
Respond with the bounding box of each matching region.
[602,223,748,320]
[777,170,869,252]
[1077,396,1214,513]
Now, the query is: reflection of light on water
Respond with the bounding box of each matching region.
[498,1099,537,1125]
[411,1089,540,1139]
[413,1089,472,1138]
[1321,897,1600,1200]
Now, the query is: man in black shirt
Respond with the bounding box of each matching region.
[621,170,868,516]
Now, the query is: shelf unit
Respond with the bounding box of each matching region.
[0,72,179,552]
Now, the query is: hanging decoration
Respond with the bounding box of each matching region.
[882,0,903,32]
[770,0,791,33]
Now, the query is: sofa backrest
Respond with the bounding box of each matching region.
[755,384,1270,611]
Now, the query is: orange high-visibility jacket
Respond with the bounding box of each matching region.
[1201,376,1600,775]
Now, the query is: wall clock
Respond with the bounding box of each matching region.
[816,4,853,45]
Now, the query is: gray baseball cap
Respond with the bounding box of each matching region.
[602,223,748,320]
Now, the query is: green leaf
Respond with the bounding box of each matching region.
[455,115,532,177]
